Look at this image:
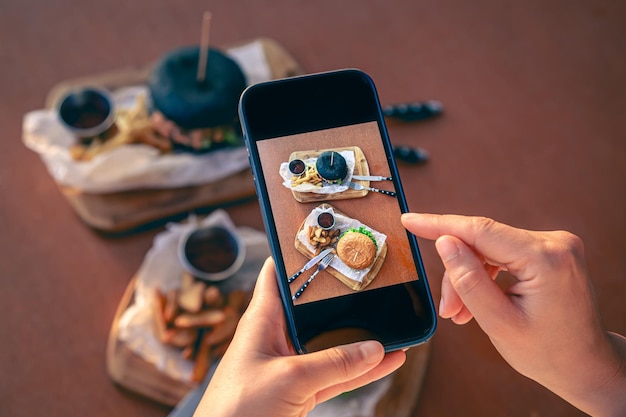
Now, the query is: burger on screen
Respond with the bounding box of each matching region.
[336,226,377,270]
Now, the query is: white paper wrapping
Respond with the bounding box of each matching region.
[21,41,273,194]
[279,150,356,194]
[297,206,386,284]
[117,210,270,382]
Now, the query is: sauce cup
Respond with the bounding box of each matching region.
[288,159,306,176]
[57,87,117,142]
[178,224,246,282]
[316,211,335,230]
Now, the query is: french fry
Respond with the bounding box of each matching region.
[152,270,253,382]
[152,289,169,343]
[203,285,223,308]
[164,327,197,348]
[132,122,173,152]
[163,288,179,324]
[69,93,178,161]
[204,306,240,346]
[69,144,88,160]
[291,165,323,187]
[174,309,226,329]
[78,129,137,161]
[191,331,213,383]
[178,280,206,313]
[307,225,340,255]
[181,345,195,361]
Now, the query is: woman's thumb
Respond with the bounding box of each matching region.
[296,341,385,390]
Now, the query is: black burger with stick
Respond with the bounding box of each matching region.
[148,12,247,153]
[315,151,348,184]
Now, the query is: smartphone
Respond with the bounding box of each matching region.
[239,69,436,353]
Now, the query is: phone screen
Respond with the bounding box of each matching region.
[240,70,436,352]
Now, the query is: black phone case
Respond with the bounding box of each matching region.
[239,69,436,353]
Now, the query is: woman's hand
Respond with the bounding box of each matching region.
[193,257,406,417]
[402,213,626,417]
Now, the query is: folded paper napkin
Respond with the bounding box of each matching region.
[21,40,272,193]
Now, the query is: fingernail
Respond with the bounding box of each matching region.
[400,213,415,224]
[438,294,446,317]
[358,341,383,364]
[435,236,460,263]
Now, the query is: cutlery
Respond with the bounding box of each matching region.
[348,181,396,197]
[351,175,392,182]
[287,247,334,283]
[382,100,443,122]
[292,252,335,300]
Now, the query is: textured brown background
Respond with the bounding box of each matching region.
[1,1,625,416]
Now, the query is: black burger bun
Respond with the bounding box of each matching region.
[337,230,377,270]
[315,151,348,182]
[148,46,247,130]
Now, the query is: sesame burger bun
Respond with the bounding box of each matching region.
[336,229,377,270]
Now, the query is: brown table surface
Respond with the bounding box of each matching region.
[2,1,625,416]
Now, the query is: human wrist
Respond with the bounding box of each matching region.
[597,332,626,417]
[551,331,626,417]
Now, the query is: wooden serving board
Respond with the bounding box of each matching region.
[108,276,431,414]
[107,276,197,405]
[294,203,386,291]
[289,146,370,203]
[45,38,304,233]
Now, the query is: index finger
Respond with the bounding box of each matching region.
[401,213,534,274]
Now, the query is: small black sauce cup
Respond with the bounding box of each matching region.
[57,87,117,143]
[178,225,246,281]
[288,159,306,176]
[316,211,335,230]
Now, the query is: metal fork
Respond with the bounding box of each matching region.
[292,252,335,300]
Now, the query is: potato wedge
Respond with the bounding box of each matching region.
[178,281,206,313]
[174,309,226,328]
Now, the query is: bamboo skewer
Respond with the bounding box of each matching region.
[196,11,213,83]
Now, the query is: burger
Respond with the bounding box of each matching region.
[336,226,378,270]
[315,151,347,184]
[148,46,247,153]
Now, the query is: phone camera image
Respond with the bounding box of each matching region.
[240,69,436,352]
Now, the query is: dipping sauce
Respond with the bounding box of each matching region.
[288,159,306,175]
[183,226,239,274]
[58,87,116,141]
[317,212,335,230]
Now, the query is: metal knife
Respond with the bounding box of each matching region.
[351,175,392,182]
[348,181,396,197]
[287,247,334,283]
